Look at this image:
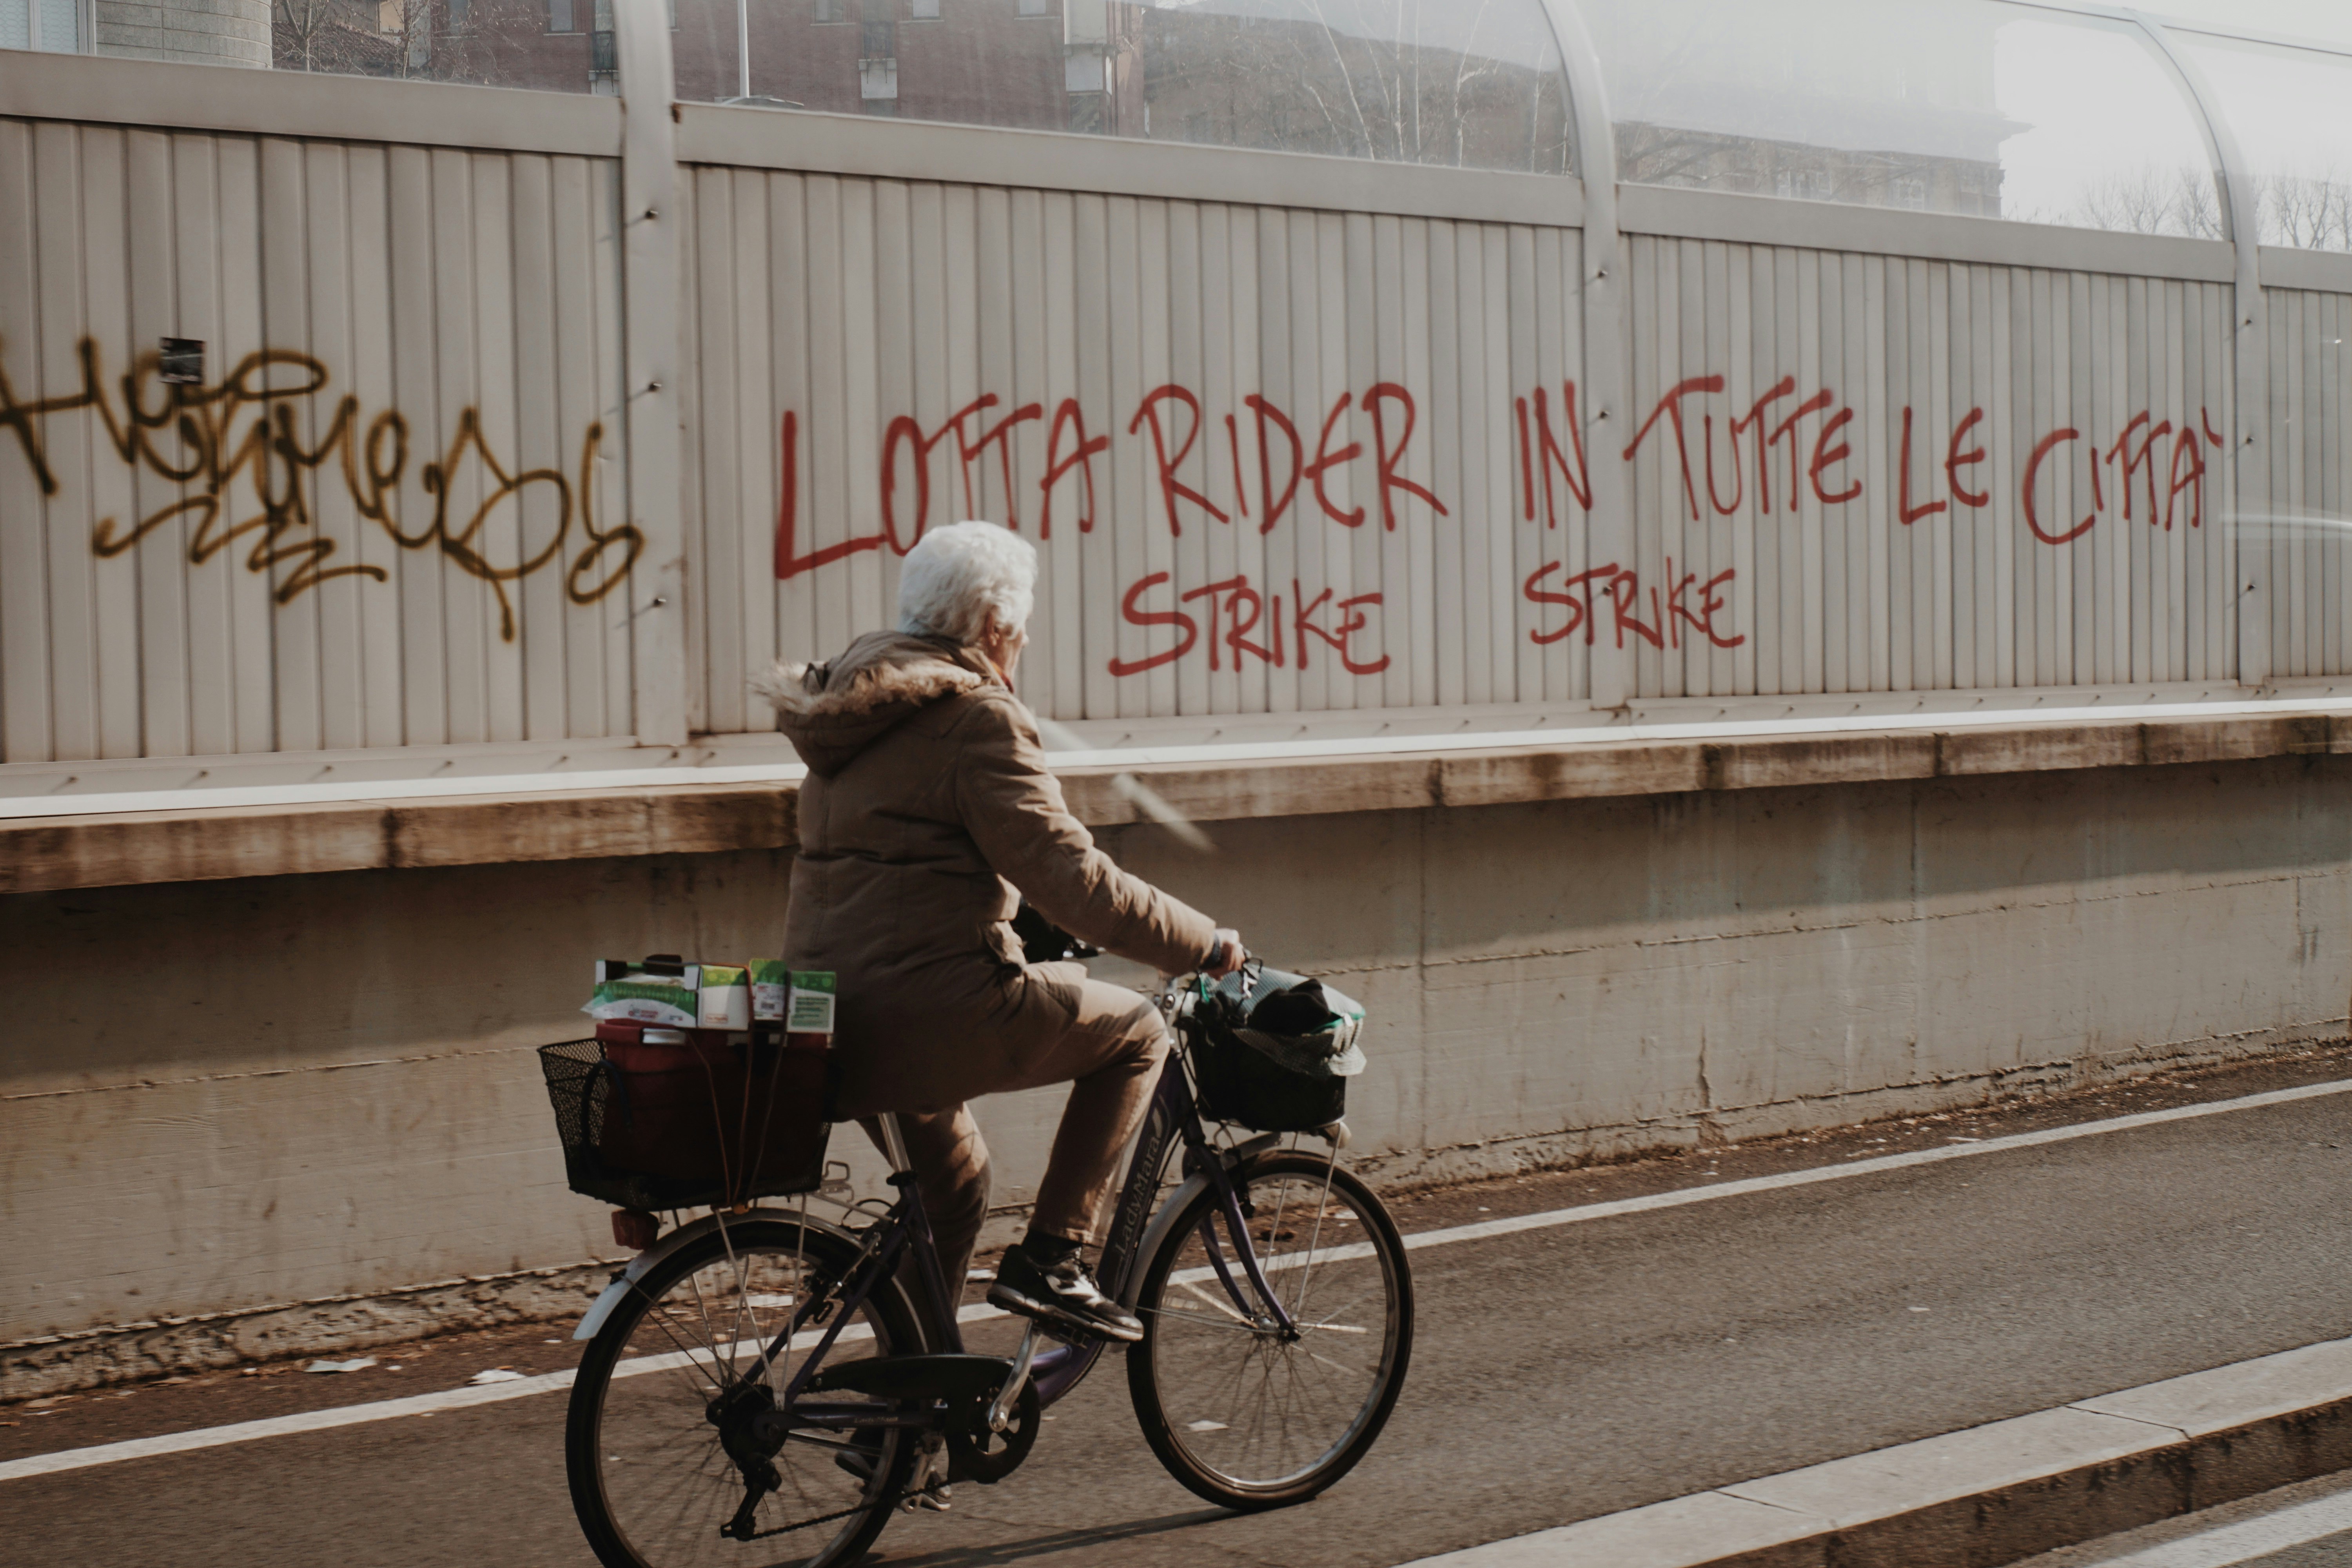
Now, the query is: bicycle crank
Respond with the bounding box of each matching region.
[947,1378,1040,1485]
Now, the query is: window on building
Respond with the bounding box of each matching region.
[1017,0,1046,13]
[2,0,81,50]
[860,17,892,56]
[815,0,842,18]
[548,0,574,32]
[910,0,938,17]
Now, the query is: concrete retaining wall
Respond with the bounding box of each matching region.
[7,748,2350,1394]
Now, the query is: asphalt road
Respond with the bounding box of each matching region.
[9,1047,2352,1568]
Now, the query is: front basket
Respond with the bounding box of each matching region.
[1181,1020,1349,1134]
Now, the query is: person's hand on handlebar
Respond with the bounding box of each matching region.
[1204,928,1247,977]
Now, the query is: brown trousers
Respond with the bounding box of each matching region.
[859,976,1169,1303]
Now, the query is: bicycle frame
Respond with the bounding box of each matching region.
[732,1022,1303,1426]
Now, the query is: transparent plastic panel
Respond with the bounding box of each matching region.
[36,0,74,49]
[268,0,599,89]
[1585,0,2223,235]
[2178,33,2352,250]
[0,0,30,50]
[675,0,1574,176]
[2158,1,2352,50]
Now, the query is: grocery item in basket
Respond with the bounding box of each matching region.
[749,960,791,1023]
[1233,973,1366,1078]
[698,964,751,1029]
[584,959,702,1027]
[786,971,837,1034]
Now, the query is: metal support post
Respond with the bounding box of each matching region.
[615,0,690,744]
[2125,7,2270,689]
[1538,0,1634,713]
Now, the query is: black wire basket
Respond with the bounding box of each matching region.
[1179,1016,1349,1133]
[538,1032,833,1211]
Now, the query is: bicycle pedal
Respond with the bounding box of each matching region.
[902,1483,953,1514]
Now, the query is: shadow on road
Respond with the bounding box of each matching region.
[883,1504,1239,1565]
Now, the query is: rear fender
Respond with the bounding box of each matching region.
[573,1206,874,1341]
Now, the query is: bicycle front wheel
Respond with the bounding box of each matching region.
[1126,1149,1412,1510]
[566,1216,922,1568]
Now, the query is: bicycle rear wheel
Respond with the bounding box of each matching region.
[566,1217,922,1568]
[1126,1149,1412,1510]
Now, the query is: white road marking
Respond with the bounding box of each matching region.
[5,1075,2345,1485]
[0,1301,1009,1485]
[1376,1075,2352,1254]
[2069,1486,2352,1566]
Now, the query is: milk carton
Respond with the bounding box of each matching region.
[698,964,752,1029]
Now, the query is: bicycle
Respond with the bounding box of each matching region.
[559,969,1415,1568]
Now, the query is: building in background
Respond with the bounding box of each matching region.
[4,0,271,66]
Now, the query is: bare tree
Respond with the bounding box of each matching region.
[274,0,404,74]
[274,0,555,85]
[2261,171,2352,251]
[434,0,559,87]
[274,0,339,71]
[2061,165,2227,240]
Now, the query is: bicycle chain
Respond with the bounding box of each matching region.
[734,1479,938,1541]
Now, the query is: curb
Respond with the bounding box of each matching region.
[1412,1336,2352,1568]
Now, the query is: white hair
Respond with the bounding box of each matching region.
[895,521,1037,645]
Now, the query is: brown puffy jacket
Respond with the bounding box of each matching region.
[762,631,1217,1115]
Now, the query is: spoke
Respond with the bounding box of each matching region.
[1304,1347,1368,1379]
[1141,1304,1263,1333]
[1138,1174,1406,1491]
[630,1298,738,1402]
[1295,1160,1340,1317]
[595,1240,895,1567]
[680,1258,734,1385]
[1174,1276,1254,1323]
[709,1211,757,1383]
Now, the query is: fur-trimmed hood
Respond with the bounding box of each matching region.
[754,630,996,778]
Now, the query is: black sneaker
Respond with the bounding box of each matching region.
[986,1247,1144,1343]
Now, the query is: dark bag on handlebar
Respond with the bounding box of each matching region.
[1180,965,1365,1133]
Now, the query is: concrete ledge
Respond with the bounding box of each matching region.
[6,711,2349,895]
[1411,1337,2352,1568]
[0,1261,617,1404]
[1,782,797,895]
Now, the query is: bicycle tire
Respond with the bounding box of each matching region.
[566,1217,924,1568]
[1125,1149,1413,1510]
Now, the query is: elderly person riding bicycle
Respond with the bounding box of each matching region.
[760,522,1243,1343]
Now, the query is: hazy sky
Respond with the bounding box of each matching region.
[2184,33,2352,183]
[1994,17,2214,223]
[2153,0,2352,49]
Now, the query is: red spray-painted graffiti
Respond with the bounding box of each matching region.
[1523,559,1744,651]
[765,373,2229,675]
[1105,572,1390,677]
[771,379,1450,584]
